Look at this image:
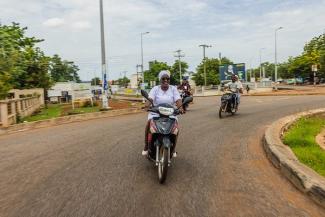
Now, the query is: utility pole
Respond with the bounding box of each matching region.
[140,32,150,87]
[174,49,185,84]
[136,64,142,87]
[275,27,283,90]
[99,0,109,109]
[199,44,212,86]
[259,48,265,81]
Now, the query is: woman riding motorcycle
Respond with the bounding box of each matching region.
[142,70,184,156]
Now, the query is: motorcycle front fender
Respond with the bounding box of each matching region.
[162,136,173,149]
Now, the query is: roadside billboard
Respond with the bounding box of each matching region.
[219,63,246,81]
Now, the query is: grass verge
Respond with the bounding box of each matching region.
[21,104,100,122]
[22,104,62,122]
[283,116,325,177]
[20,100,137,123]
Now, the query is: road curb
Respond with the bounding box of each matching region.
[0,107,143,136]
[263,108,325,208]
[250,93,325,97]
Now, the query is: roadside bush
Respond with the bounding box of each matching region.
[67,110,81,115]
[93,101,99,107]
[82,100,93,108]
[16,114,23,123]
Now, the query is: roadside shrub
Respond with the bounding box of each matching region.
[67,111,81,115]
[93,101,99,107]
[16,114,23,123]
[82,100,93,108]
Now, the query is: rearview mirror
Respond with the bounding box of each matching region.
[141,89,149,99]
[141,90,153,105]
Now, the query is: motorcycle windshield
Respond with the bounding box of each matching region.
[153,117,176,135]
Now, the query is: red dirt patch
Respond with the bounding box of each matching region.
[98,99,142,110]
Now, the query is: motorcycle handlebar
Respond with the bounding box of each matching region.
[146,106,182,116]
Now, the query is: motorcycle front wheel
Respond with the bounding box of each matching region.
[219,103,226,119]
[158,147,169,184]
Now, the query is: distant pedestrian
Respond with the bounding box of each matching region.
[246,84,250,93]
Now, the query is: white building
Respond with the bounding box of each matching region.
[48,82,93,103]
[130,73,142,89]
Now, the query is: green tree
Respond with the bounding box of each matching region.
[277,62,290,79]
[91,77,101,86]
[144,60,171,86]
[192,57,233,86]
[116,76,130,87]
[250,33,325,81]
[302,33,325,79]
[11,47,52,89]
[320,49,325,77]
[170,60,189,85]
[287,52,319,79]
[49,54,81,82]
[0,23,52,98]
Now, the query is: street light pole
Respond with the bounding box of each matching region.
[99,0,109,109]
[136,64,141,86]
[199,44,212,86]
[141,32,149,86]
[275,27,283,90]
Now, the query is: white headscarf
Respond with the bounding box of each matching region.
[158,70,170,80]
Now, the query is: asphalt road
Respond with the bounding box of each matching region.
[1,96,325,217]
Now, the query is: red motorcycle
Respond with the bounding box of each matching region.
[141,90,193,183]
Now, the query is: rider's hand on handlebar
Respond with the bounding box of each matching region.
[142,104,151,111]
[179,107,185,114]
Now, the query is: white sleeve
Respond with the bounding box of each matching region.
[238,82,243,89]
[172,86,181,102]
[148,86,157,101]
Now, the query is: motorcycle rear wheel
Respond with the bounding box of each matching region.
[158,147,169,184]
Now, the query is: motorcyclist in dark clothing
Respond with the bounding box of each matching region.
[178,77,192,96]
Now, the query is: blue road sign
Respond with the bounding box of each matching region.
[219,63,246,81]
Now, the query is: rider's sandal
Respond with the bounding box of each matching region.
[142,150,148,156]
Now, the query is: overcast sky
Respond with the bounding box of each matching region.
[1,0,325,81]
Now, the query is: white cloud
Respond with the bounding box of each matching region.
[72,21,92,30]
[43,18,65,27]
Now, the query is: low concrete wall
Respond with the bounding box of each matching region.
[0,107,143,136]
[9,88,44,105]
[0,96,42,127]
[264,108,325,208]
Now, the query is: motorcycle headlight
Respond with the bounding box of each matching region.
[158,107,174,116]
